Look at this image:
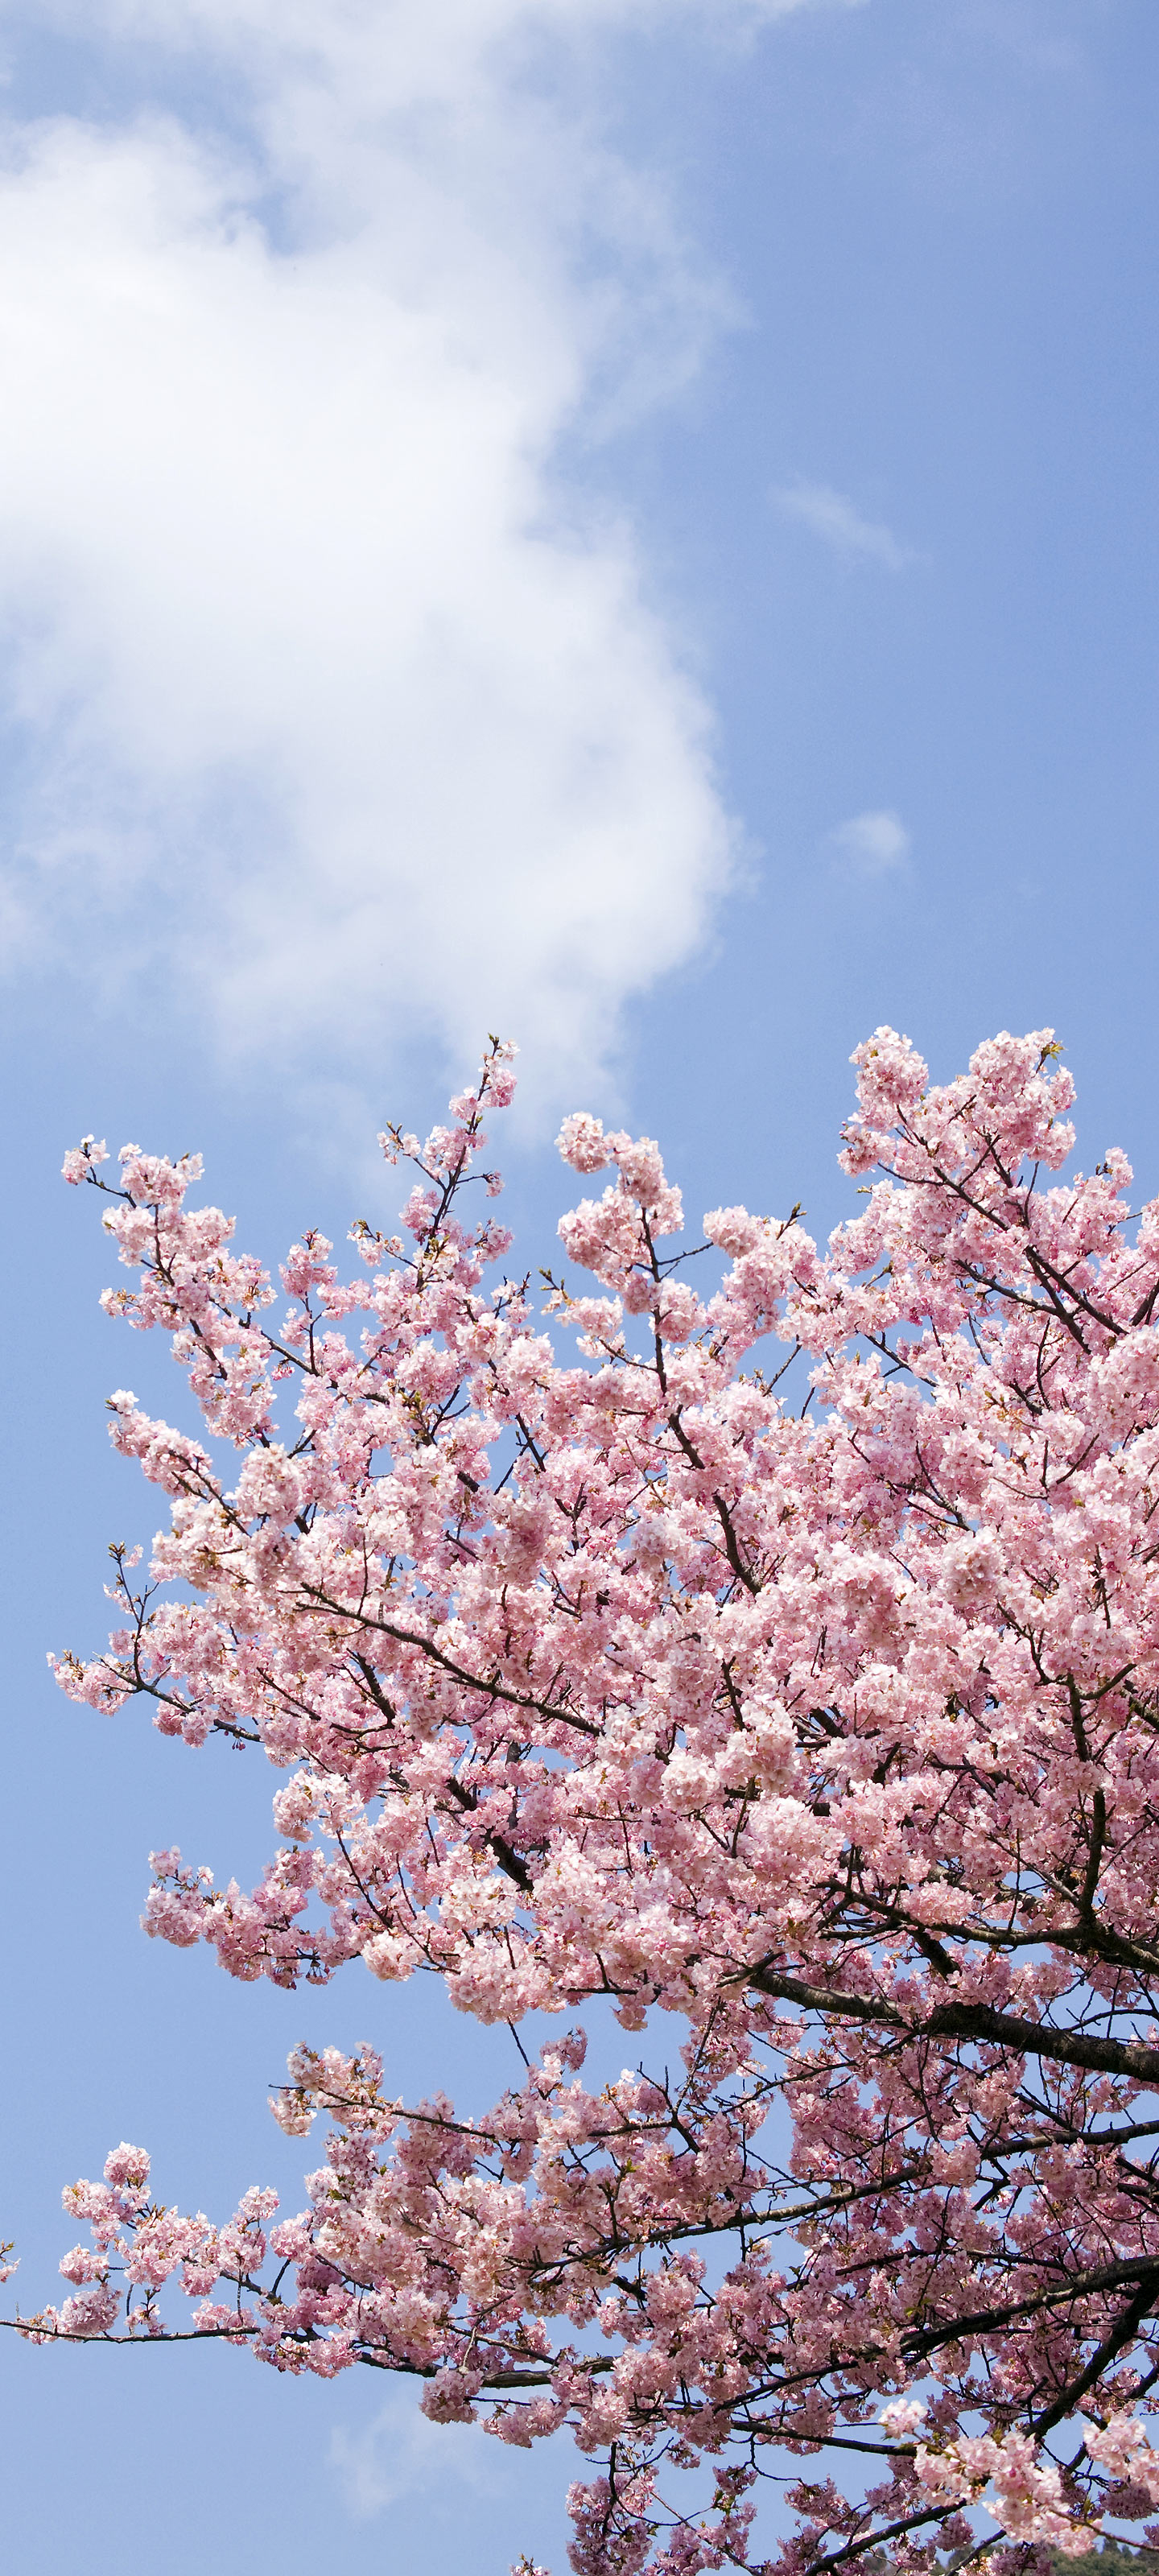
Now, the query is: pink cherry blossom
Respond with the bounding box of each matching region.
[12,1028,1159,2576]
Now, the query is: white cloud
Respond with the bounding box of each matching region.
[774,480,915,569]
[329,2384,506,2524]
[0,0,867,1108]
[827,809,911,874]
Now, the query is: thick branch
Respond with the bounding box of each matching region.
[745,1966,1159,2083]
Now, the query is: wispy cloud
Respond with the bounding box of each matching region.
[827,809,912,876]
[774,481,916,569]
[329,2385,506,2524]
[0,0,858,1112]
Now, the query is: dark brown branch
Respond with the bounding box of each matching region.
[300,1590,600,1736]
[744,1965,1159,2083]
[1031,2273,1159,2437]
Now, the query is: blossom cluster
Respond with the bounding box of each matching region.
[24,1029,1159,2574]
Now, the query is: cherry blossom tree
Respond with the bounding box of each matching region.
[14,1027,1159,2576]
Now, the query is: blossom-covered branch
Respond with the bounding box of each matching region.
[14,1028,1159,2576]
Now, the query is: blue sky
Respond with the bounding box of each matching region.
[2,2,1157,2567]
